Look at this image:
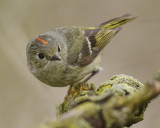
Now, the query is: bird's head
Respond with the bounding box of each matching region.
[26,33,67,76]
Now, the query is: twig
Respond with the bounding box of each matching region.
[34,71,160,128]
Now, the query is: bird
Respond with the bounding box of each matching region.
[26,14,135,89]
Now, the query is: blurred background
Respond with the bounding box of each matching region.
[0,0,160,128]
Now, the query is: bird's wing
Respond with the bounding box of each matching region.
[76,14,135,66]
[65,14,135,66]
[75,28,119,66]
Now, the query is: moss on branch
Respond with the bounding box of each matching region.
[34,71,160,128]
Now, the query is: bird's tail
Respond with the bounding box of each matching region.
[98,14,136,29]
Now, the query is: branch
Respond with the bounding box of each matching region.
[34,71,160,128]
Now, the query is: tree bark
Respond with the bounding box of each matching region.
[34,70,160,128]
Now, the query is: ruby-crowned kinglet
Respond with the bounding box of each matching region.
[26,14,135,87]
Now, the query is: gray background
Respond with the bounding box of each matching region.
[0,0,160,128]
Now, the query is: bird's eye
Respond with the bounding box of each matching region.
[58,45,61,52]
[38,53,45,59]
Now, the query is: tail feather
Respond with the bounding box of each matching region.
[77,14,135,66]
[98,14,136,29]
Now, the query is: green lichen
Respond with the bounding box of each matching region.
[96,74,144,95]
[56,83,96,116]
[33,71,160,128]
[154,69,160,81]
[57,74,145,117]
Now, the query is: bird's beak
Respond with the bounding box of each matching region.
[51,55,61,61]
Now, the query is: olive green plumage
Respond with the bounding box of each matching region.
[26,14,135,87]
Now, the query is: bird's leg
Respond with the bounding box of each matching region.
[62,85,76,110]
[78,67,102,92]
[67,85,73,95]
[83,69,101,84]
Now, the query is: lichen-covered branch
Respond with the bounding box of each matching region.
[34,71,160,128]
